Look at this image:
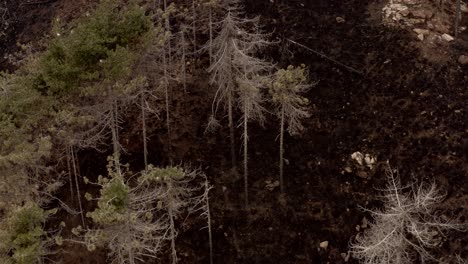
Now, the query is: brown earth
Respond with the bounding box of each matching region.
[1,0,467,263]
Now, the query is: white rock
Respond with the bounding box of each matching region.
[336,17,346,23]
[458,55,468,65]
[319,241,329,250]
[351,152,364,165]
[417,34,424,41]
[413,28,429,35]
[361,217,368,229]
[441,33,454,42]
[461,3,468,13]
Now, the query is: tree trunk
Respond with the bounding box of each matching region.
[279,106,285,193]
[455,0,461,39]
[243,109,248,208]
[181,31,187,92]
[163,44,172,158]
[110,98,121,174]
[167,182,178,264]
[66,147,74,202]
[141,91,148,171]
[126,211,136,264]
[192,0,197,53]
[164,0,172,63]
[205,181,213,264]
[209,6,213,65]
[71,146,86,227]
[228,91,236,168]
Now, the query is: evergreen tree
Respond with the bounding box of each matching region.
[269,65,312,193]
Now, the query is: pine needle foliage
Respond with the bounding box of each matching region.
[269,65,312,193]
[0,203,55,264]
[38,0,152,96]
[82,162,211,264]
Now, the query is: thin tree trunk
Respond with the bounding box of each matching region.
[205,181,213,264]
[163,47,172,158]
[192,0,197,53]
[110,99,121,174]
[66,147,74,202]
[167,183,177,264]
[227,49,236,168]
[209,6,213,65]
[181,30,187,92]
[126,211,136,264]
[227,91,235,168]
[279,106,285,193]
[455,0,461,39]
[141,91,148,171]
[164,0,171,63]
[243,109,248,208]
[71,146,86,227]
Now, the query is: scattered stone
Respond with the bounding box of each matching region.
[413,28,430,35]
[361,217,368,229]
[355,225,360,231]
[319,241,329,250]
[441,33,454,42]
[411,9,427,19]
[407,18,425,24]
[341,252,351,262]
[336,16,345,23]
[417,34,424,41]
[265,180,280,191]
[461,3,468,13]
[351,152,364,165]
[364,154,377,169]
[344,166,353,173]
[356,170,369,179]
[458,55,468,65]
[424,10,433,19]
[435,24,450,34]
[400,9,410,17]
[403,0,421,4]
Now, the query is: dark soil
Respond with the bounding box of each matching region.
[1,0,467,263]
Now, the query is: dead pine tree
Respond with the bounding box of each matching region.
[157,5,177,158]
[174,25,190,92]
[238,76,267,208]
[350,165,467,264]
[137,77,160,171]
[206,3,271,172]
[80,163,170,264]
[269,65,312,193]
[139,166,210,264]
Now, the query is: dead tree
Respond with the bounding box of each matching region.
[81,164,169,264]
[350,166,467,264]
[206,3,271,172]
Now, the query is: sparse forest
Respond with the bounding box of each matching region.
[0,0,467,263]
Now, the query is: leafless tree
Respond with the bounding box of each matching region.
[350,166,467,264]
[206,2,271,173]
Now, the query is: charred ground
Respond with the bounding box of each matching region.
[1,0,467,263]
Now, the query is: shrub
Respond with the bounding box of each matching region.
[0,203,55,264]
[38,0,152,95]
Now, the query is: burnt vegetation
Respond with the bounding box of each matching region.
[0,0,467,263]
